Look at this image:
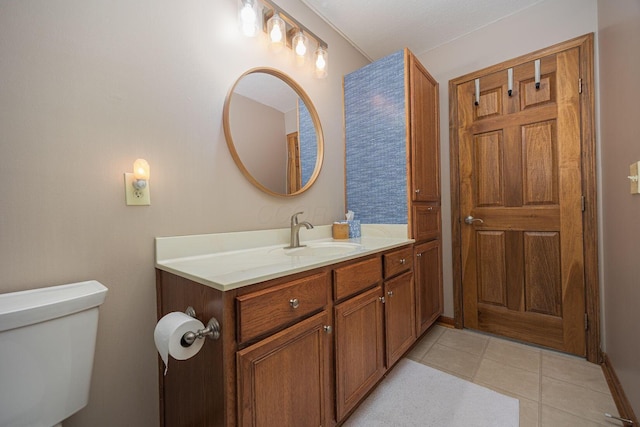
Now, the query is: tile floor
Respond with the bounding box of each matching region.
[406,325,621,427]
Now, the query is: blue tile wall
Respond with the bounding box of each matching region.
[299,101,316,186]
[345,50,407,224]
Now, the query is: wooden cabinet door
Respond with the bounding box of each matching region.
[412,203,441,242]
[415,240,443,336]
[409,53,440,203]
[384,271,416,367]
[237,311,332,427]
[334,286,385,422]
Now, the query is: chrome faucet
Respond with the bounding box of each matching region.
[286,211,314,249]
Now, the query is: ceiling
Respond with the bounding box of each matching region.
[300,0,546,60]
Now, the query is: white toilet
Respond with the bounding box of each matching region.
[0,280,108,427]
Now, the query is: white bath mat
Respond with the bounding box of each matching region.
[343,358,519,427]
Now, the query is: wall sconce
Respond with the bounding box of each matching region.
[124,158,150,206]
[238,0,329,78]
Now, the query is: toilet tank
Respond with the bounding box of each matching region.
[0,280,108,427]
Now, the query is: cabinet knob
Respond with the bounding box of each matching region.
[427,206,433,211]
[416,253,422,257]
[289,298,299,309]
[415,189,421,194]
[323,325,332,334]
[387,291,394,297]
[399,258,406,264]
[379,296,386,303]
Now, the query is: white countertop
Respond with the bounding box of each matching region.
[155,224,413,291]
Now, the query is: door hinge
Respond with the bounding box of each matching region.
[579,78,583,94]
[581,196,586,212]
[584,313,589,330]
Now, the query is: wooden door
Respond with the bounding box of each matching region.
[456,47,586,355]
[415,240,443,336]
[237,311,332,427]
[286,132,301,193]
[384,271,416,367]
[334,286,385,421]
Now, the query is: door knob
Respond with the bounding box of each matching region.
[464,216,484,225]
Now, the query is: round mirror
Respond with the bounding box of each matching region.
[223,68,324,197]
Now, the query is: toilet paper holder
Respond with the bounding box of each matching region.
[181,306,221,347]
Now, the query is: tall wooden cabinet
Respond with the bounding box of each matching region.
[345,48,443,335]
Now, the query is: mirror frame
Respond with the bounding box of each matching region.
[223,67,325,197]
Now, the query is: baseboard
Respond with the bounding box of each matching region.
[602,353,638,427]
[437,315,455,328]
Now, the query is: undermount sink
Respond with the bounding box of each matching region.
[276,241,364,257]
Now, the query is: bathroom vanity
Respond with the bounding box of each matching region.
[155,225,436,427]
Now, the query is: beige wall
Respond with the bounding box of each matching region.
[415,0,599,318]
[0,0,368,426]
[598,0,640,414]
[229,94,287,194]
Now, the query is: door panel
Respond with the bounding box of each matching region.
[522,121,558,205]
[524,232,561,316]
[477,231,507,307]
[475,131,504,206]
[458,47,586,356]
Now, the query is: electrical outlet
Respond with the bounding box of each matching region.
[124,173,151,205]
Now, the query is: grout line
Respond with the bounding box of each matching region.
[538,350,543,426]
[471,336,491,381]
[540,375,617,399]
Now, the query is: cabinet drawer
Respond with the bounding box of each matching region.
[383,246,413,279]
[236,272,329,344]
[333,257,382,301]
[413,203,441,242]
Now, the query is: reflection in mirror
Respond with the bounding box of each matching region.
[223,68,324,197]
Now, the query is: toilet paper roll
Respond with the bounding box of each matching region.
[154,312,205,375]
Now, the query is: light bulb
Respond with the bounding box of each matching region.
[240,3,257,37]
[239,0,258,37]
[292,31,307,57]
[270,22,282,43]
[267,13,285,47]
[315,46,328,78]
[133,158,150,180]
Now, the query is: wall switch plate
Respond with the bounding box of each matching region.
[124,173,151,205]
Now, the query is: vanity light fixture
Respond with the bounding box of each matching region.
[124,158,151,206]
[238,0,329,78]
